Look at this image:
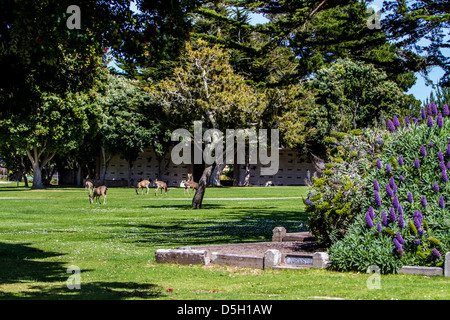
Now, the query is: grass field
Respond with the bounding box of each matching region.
[0,183,449,300]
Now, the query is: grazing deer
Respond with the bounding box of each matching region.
[154,179,168,196]
[85,180,94,195]
[89,186,108,204]
[136,179,151,195]
[184,173,198,196]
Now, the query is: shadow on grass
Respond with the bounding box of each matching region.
[0,242,163,300]
[111,207,308,247]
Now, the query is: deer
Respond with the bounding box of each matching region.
[154,179,168,196]
[136,179,151,195]
[184,173,198,196]
[85,180,94,196]
[89,185,108,204]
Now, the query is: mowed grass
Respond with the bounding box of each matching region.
[0,183,449,300]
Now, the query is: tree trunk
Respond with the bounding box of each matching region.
[76,165,83,187]
[31,162,43,189]
[192,164,215,209]
[209,162,226,186]
[26,144,55,189]
[100,146,112,185]
[127,159,134,187]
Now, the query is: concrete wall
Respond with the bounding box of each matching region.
[98,146,318,187]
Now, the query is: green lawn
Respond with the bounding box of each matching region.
[0,183,448,300]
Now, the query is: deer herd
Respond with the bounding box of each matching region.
[85,174,198,204]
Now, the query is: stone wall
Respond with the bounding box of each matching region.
[97,146,318,187]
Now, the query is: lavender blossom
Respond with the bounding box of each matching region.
[399,175,404,182]
[389,207,396,223]
[447,144,450,157]
[387,120,396,132]
[377,223,381,233]
[405,116,410,126]
[376,158,382,169]
[407,192,414,203]
[437,113,444,128]
[431,248,441,261]
[305,198,313,205]
[427,115,434,127]
[420,145,427,157]
[392,194,400,210]
[413,117,418,125]
[442,171,449,183]
[433,182,440,192]
[444,104,449,116]
[381,210,388,227]
[429,142,434,147]
[438,150,444,162]
[398,214,405,229]
[386,164,391,173]
[393,116,400,128]
[398,156,404,166]
[386,184,394,197]
[421,108,426,119]
[365,211,374,228]
[420,195,428,207]
[374,190,382,207]
[413,210,423,230]
[439,195,445,209]
[414,158,421,169]
[414,239,421,245]
[426,104,432,115]
[431,102,438,115]
[389,176,396,189]
[439,161,446,172]
[373,179,380,191]
[368,206,374,219]
[393,238,404,256]
[447,162,450,170]
[418,228,425,236]
[397,204,403,216]
[396,232,405,245]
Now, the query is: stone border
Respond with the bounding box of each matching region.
[154,248,329,270]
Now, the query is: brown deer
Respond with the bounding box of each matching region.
[154,179,168,196]
[89,186,108,204]
[184,173,198,196]
[136,179,151,195]
[85,180,94,196]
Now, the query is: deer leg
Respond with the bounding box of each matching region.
[103,194,106,204]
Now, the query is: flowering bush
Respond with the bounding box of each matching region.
[303,128,386,246]
[328,103,450,273]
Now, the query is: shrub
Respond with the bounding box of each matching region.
[328,103,450,273]
[303,127,387,246]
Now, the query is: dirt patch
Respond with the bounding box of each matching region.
[178,241,325,257]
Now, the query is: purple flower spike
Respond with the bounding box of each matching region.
[418,228,425,236]
[393,194,400,210]
[414,158,420,169]
[376,158,382,169]
[396,232,405,245]
[421,108,426,119]
[431,102,438,115]
[365,211,374,228]
[393,238,404,256]
[386,184,394,197]
[407,192,414,203]
[438,150,444,162]
[437,113,444,128]
[420,145,427,157]
[374,190,382,206]
[426,104,432,115]
[447,162,450,170]
[447,144,450,157]
[389,176,395,188]
[373,179,380,191]
[439,196,445,209]
[398,214,405,229]
[377,223,381,233]
[405,116,410,126]
[442,171,448,183]
[413,117,418,125]
[427,115,434,127]
[420,195,428,207]
[439,161,446,172]
[433,182,440,192]
[398,204,403,216]
[414,239,421,245]
[393,116,400,128]
[381,210,388,227]
[431,248,441,261]
[413,211,423,230]
[368,206,374,219]
[398,156,404,166]
[386,164,391,173]
[387,120,396,132]
[399,175,404,182]
[444,104,449,116]
[389,207,396,223]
